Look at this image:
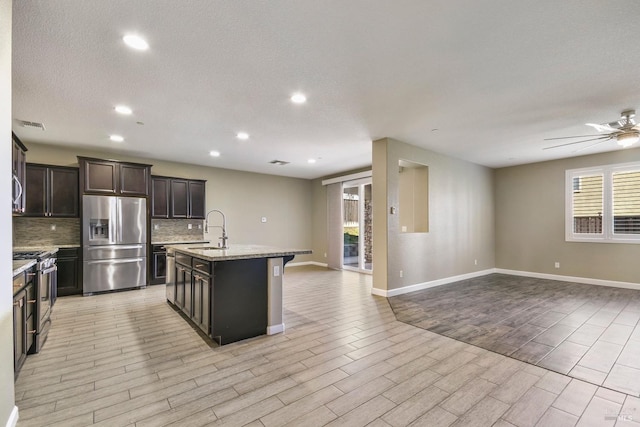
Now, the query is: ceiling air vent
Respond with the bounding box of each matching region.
[269,160,290,166]
[18,120,46,131]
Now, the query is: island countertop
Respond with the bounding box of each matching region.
[165,243,311,262]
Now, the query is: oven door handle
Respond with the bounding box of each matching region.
[40,266,58,275]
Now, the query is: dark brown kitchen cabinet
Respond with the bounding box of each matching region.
[12,132,28,215]
[78,157,151,196]
[173,253,210,334]
[25,164,79,217]
[151,177,170,218]
[13,272,34,378]
[57,248,82,296]
[152,175,206,219]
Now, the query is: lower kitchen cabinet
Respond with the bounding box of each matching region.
[13,272,35,378]
[57,247,82,297]
[168,253,267,344]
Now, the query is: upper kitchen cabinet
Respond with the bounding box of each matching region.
[78,157,151,196]
[12,132,28,215]
[25,164,79,217]
[151,176,170,218]
[151,175,206,219]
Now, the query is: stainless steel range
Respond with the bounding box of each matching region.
[13,250,57,353]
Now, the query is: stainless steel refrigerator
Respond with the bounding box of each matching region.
[82,195,147,295]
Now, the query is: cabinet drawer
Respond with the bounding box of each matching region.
[192,258,211,275]
[175,253,191,267]
[13,272,25,290]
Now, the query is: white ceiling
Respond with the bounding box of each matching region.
[12,1,640,180]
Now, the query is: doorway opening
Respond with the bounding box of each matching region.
[342,178,372,273]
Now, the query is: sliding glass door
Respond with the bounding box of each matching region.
[342,178,372,272]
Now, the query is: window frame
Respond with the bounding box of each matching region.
[566,161,640,244]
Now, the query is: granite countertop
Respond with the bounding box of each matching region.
[165,243,312,262]
[14,245,68,252]
[151,240,208,245]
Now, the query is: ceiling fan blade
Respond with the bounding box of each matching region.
[544,134,607,141]
[573,139,609,153]
[586,123,620,133]
[543,136,610,150]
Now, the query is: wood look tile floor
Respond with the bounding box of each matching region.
[14,267,639,427]
[388,274,640,397]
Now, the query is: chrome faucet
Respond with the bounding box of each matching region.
[205,209,229,249]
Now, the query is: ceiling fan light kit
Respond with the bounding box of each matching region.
[617,131,640,148]
[544,109,640,151]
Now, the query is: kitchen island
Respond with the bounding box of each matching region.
[165,243,311,345]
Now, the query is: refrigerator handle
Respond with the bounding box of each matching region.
[116,197,122,243]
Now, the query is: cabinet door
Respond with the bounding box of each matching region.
[151,177,170,218]
[171,179,189,218]
[120,164,149,196]
[83,160,118,194]
[13,290,27,375]
[57,250,81,297]
[175,265,186,310]
[188,180,206,219]
[48,167,79,217]
[25,164,47,216]
[182,269,193,318]
[192,274,210,334]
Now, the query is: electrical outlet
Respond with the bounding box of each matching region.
[555,262,560,268]
[324,252,327,258]
[399,270,403,278]
[401,226,407,232]
[198,224,202,229]
[474,259,478,265]
[153,224,159,230]
[188,224,192,230]
[273,265,280,276]
[50,224,56,231]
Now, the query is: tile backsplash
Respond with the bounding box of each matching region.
[151,219,205,243]
[13,217,81,247]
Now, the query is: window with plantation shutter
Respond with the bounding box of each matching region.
[566,162,640,243]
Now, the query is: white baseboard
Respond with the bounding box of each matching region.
[6,406,18,427]
[267,323,285,335]
[371,269,495,297]
[286,261,328,268]
[495,268,640,291]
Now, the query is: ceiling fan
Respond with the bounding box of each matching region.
[544,109,640,151]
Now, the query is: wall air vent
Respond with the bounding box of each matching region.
[269,160,290,166]
[18,120,46,131]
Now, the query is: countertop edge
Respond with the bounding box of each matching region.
[166,244,312,262]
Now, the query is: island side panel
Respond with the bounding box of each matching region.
[267,257,284,334]
[212,258,268,345]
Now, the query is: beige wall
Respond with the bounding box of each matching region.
[1,0,16,425]
[22,142,314,263]
[373,138,495,292]
[495,147,640,283]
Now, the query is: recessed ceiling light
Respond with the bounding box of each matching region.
[291,93,307,104]
[236,132,249,140]
[110,135,124,143]
[114,105,132,115]
[307,158,316,164]
[209,150,221,157]
[123,34,149,51]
